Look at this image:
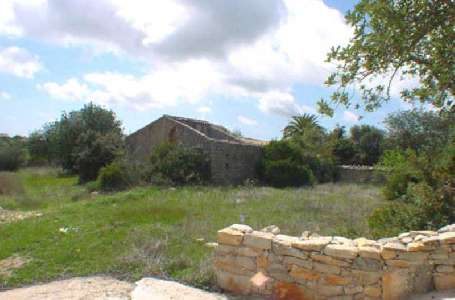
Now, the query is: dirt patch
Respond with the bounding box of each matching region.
[0,276,134,300]
[0,255,31,278]
[0,208,42,224]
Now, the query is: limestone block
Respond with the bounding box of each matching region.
[352,257,383,272]
[439,232,455,244]
[382,242,406,252]
[438,224,455,233]
[323,274,352,286]
[351,270,382,285]
[364,286,382,298]
[311,254,351,267]
[244,231,274,250]
[215,255,256,275]
[256,255,268,270]
[324,244,359,259]
[385,259,411,268]
[283,256,313,270]
[292,237,332,251]
[318,284,344,297]
[436,264,454,273]
[434,274,455,290]
[313,262,341,275]
[272,239,308,259]
[406,242,429,252]
[382,269,411,300]
[229,224,253,233]
[215,269,252,295]
[267,263,293,282]
[215,245,260,257]
[344,285,363,295]
[358,246,381,260]
[398,251,428,262]
[354,238,378,248]
[217,228,244,246]
[422,236,440,247]
[289,265,320,282]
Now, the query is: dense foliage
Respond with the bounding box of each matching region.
[320,0,454,115]
[147,143,211,185]
[0,135,28,171]
[30,103,125,182]
[368,110,455,237]
[257,140,315,187]
[97,160,134,192]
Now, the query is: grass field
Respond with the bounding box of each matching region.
[0,168,384,290]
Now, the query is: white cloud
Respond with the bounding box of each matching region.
[237,115,258,126]
[343,110,360,122]
[197,106,211,113]
[0,46,41,78]
[4,0,352,116]
[37,78,89,101]
[0,91,12,100]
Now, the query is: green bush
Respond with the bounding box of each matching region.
[148,143,210,185]
[261,159,314,188]
[258,140,315,187]
[97,161,133,192]
[0,143,27,171]
[368,202,420,238]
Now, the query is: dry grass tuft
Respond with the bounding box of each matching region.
[0,172,24,196]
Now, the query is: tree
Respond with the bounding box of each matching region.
[319,0,454,115]
[350,125,385,165]
[283,114,323,139]
[42,103,124,182]
[385,108,454,155]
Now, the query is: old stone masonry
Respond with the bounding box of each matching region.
[213,224,455,299]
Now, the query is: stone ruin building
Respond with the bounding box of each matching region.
[126,115,266,185]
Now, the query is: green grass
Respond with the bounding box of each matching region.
[0,168,384,290]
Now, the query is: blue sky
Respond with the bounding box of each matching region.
[0,0,408,140]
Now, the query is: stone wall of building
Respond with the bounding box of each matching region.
[125,115,263,185]
[337,166,385,183]
[214,224,455,299]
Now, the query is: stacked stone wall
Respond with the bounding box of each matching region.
[214,224,455,299]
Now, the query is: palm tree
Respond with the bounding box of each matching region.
[283,114,322,139]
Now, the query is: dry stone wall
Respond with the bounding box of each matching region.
[214,224,455,300]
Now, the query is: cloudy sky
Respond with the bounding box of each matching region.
[0,0,410,139]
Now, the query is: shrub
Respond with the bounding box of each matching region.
[368,202,420,238]
[0,144,26,171]
[258,140,315,187]
[148,143,211,185]
[261,159,314,188]
[97,161,134,192]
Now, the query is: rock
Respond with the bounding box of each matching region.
[289,265,320,282]
[324,244,359,259]
[311,254,351,267]
[434,274,455,291]
[364,286,381,298]
[204,242,218,249]
[243,231,274,250]
[229,224,253,233]
[217,228,244,246]
[438,224,455,233]
[386,259,411,268]
[215,270,252,295]
[272,237,308,259]
[382,242,406,252]
[260,225,280,235]
[358,246,381,260]
[383,270,412,300]
[439,232,455,244]
[283,256,312,269]
[353,257,383,272]
[351,270,382,285]
[436,265,454,273]
[323,274,352,286]
[292,237,332,251]
[313,262,341,275]
[318,285,344,297]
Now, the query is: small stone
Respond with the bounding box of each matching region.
[351,270,382,285]
[422,235,440,246]
[406,242,428,252]
[260,225,280,235]
[244,231,274,250]
[382,242,406,251]
[344,286,363,295]
[272,238,308,259]
[292,237,331,251]
[301,231,311,239]
[283,256,313,269]
[354,238,378,248]
[324,244,358,259]
[217,227,244,246]
[400,237,413,244]
[353,257,383,272]
[318,284,344,297]
[204,242,218,248]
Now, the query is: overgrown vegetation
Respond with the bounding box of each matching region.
[0,168,383,289]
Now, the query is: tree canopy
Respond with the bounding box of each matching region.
[319,0,454,115]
